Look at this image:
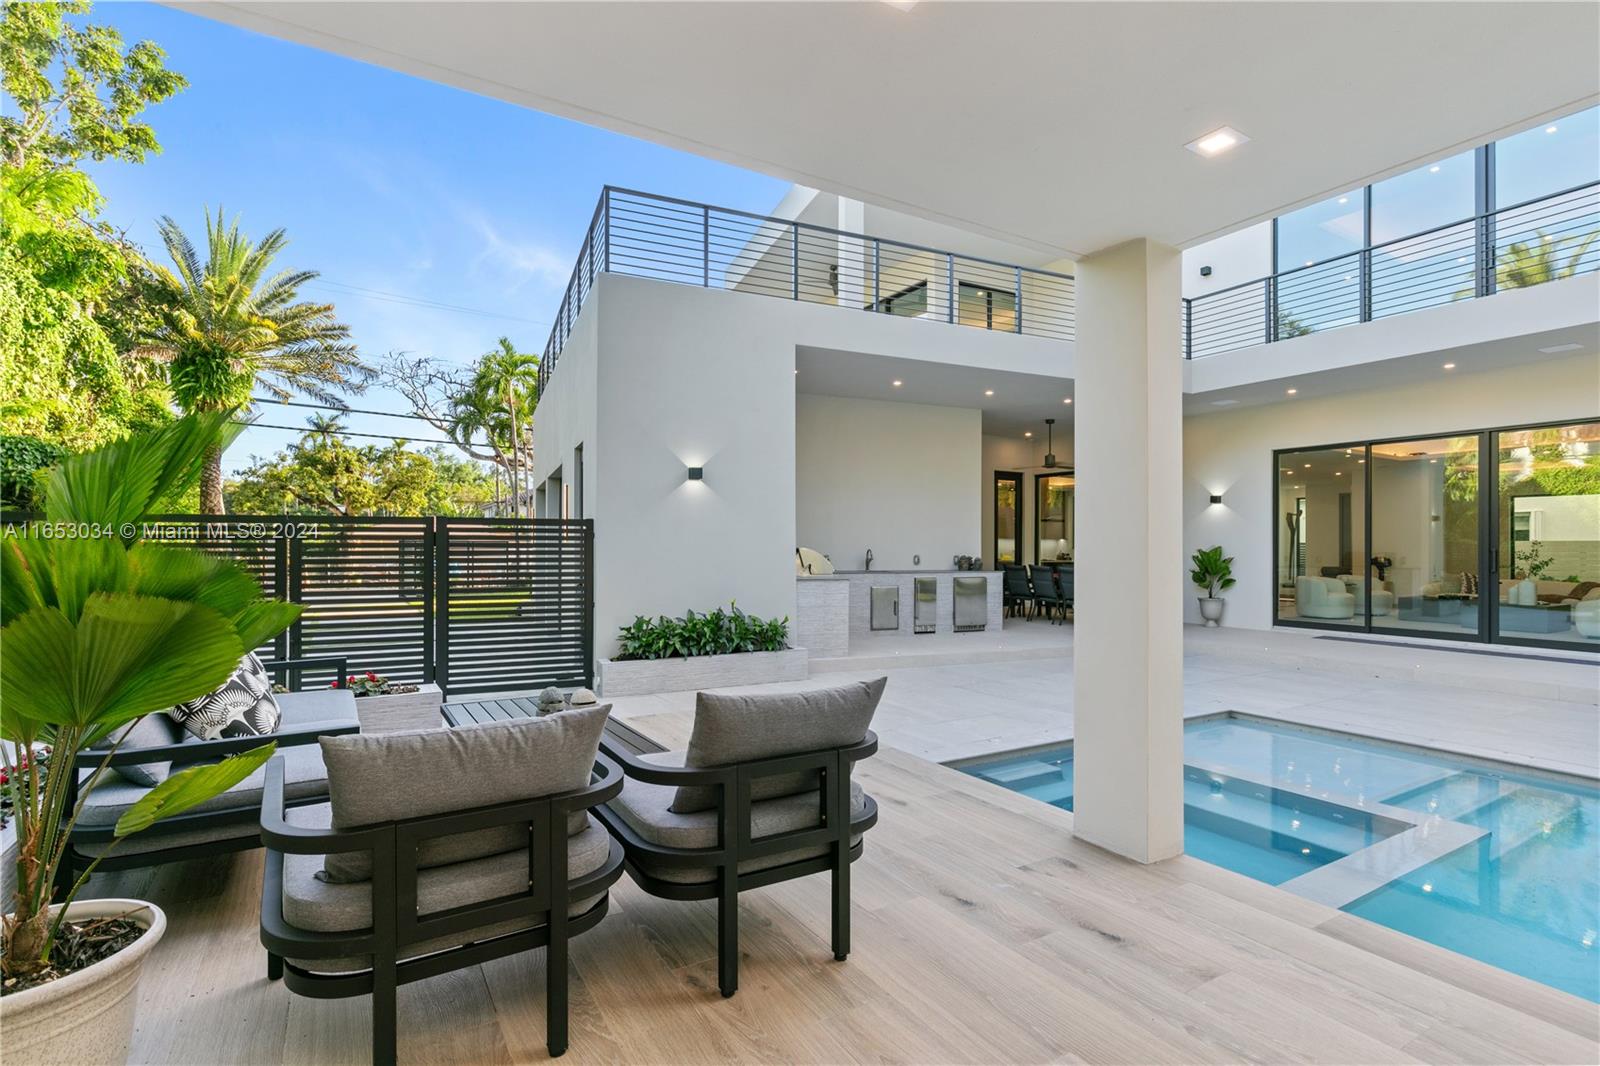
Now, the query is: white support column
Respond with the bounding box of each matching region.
[836,197,867,310]
[1071,238,1185,864]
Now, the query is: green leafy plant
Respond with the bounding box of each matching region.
[1516,540,1555,581]
[1190,545,1236,598]
[614,603,789,661]
[0,412,300,983]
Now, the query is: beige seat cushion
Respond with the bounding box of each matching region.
[318,705,610,882]
[612,752,869,885]
[672,678,884,813]
[281,803,614,972]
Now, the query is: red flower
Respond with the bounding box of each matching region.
[365,671,378,681]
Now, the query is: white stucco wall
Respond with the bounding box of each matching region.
[1181,220,1272,300]
[1183,352,1600,629]
[795,394,982,572]
[531,272,1070,659]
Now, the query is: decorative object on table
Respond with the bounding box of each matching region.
[1190,545,1236,627]
[569,687,599,706]
[1516,540,1554,582]
[345,672,443,734]
[537,687,569,715]
[1370,555,1394,582]
[0,414,296,1063]
[341,671,419,698]
[166,651,281,740]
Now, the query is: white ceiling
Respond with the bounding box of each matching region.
[795,345,1073,438]
[184,1,1598,257]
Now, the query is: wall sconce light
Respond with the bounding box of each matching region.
[687,466,704,481]
[1209,494,1223,505]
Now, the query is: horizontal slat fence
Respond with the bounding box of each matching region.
[3,514,593,698]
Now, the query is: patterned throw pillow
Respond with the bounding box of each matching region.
[167,653,282,740]
[1460,572,1479,597]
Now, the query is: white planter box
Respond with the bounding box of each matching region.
[597,648,808,697]
[355,683,444,733]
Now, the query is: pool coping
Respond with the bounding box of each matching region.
[953,710,1597,913]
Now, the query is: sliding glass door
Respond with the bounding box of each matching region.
[1274,418,1599,650]
[1369,435,1482,639]
[1492,422,1600,648]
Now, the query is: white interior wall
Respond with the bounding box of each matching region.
[1184,352,1600,628]
[1181,220,1273,300]
[795,395,981,572]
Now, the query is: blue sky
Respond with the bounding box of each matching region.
[85,3,789,474]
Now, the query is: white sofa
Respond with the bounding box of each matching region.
[1295,576,1355,620]
[1337,575,1396,616]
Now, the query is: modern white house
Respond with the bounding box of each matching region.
[63,5,1600,1064]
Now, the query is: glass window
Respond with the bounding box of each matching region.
[1496,106,1600,208]
[1368,152,1478,318]
[877,280,928,317]
[1276,447,1365,627]
[1369,436,1482,638]
[1276,191,1365,269]
[994,472,1021,566]
[1493,421,1600,647]
[1371,151,1476,244]
[959,282,1017,331]
[1035,473,1074,563]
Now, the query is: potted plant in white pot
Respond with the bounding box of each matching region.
[1,414,298,1066]
[1190,545,1236,627]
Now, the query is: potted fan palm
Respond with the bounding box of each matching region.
[1190,545,1236,627]
[1,414,299,1066]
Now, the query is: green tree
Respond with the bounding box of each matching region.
[1,0,187,171]
[0,1,183,462]
[225,419,493,516]
[137,209,367,513]
[380,338,539,515]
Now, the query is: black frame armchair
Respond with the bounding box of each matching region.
[59,656,357,890]
[259,752,625,1064]
[592,731,879,998]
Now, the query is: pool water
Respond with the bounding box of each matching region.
[962,717,1600,1002]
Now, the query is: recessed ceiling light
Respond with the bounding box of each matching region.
[1024,431,1033,438]
[1303,463,1311,469]
[1063,397,1072,404]
[984,389,994,396]
[1338,196,1349,205]
[1429,165,1441,173]
[1546,125,1559,134]
[1286,388,1298,395]
[1442,362,1456,369]
[892,379,903,387]
[1335,472,1342,477]
[1358,459,1365,464]
[1538,342,1583,353]
[1429,459,1438,463]
[1185,126,1249,157]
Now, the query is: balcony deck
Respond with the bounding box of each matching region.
[91,706,1596,1064]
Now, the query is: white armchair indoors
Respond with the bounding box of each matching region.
[1295,576,1356,620]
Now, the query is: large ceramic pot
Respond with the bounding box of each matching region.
[1197,596,1225,627]
[1,898,166,1066]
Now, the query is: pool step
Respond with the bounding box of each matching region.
[976,759,1069,794]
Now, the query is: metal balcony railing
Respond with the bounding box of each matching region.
[539,187,1076,393]
[1184,181,1600,359]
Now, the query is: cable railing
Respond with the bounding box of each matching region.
[1184,181,1600,359]
[539,187,1076,393]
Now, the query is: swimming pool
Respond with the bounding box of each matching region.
[960,715,1600,1002]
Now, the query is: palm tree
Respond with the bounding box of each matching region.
[448,337,539,516]
[138,208,367,512]
[1493,230,1599,290]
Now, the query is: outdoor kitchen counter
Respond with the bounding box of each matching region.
[797,570,1003,650]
